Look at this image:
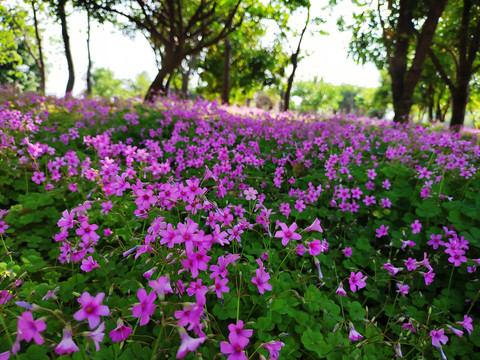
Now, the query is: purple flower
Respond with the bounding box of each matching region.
[227,320,253,341]
[100,201,113,215]
[220,333,249,360]
[212,277,230,298]
[109,319,133,342]
[349,325,363,341]
[396,284,409,296]
[86,321,105,351]
[274,222,302,246]
[176,327,205,358]
[447,325,463,338]
[383,261,403,275]
[349,271,367,293]
[447,249,467,267]
[262,341,285,360]
[430,329,448,348]
[343,247,352,257]
[149,277,173,300]
[132,289,156,326]
[244,187,258,201]
[42,286,60,301]
[404,257,418,271]
[251,259,272,294]
[422,271,435,285]
[335,283,347,296]
[17,311,46,345]
[304,218,323,233]
[73,292,109,329]
[381,198,392,208]
[376,225,389,238]
[0,290,12,304]
[80,256,99,272]
[31,171,46,184]
[363,195,375,206]
[57,209,75,230]
[411,220,422,234]
[0,220,8,234]
[307,239,328,256]
[457,315,473,335]
[55,325,79,355]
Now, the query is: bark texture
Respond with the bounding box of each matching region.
[58,0,75,96]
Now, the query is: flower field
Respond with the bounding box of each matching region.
[0,88,479,359]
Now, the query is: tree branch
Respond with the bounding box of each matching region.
[404,0,447,95]
[428,48,455,90]
[377,0,392,68]
[467,6,480,70]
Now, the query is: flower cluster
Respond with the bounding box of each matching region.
[0,90,478,359]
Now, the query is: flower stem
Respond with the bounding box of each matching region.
[0,314,14,348]
[447,265,455,300]
[150,321,164,360]
[466,290,479,315]
[0,234,12,262]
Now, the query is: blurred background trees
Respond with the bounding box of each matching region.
[2,0,480,129]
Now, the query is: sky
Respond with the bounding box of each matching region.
[32,1,380,96]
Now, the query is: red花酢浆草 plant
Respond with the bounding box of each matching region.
[0,88,479,359]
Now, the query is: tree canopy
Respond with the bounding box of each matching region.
[0,4,41,91]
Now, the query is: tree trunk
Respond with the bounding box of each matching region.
[145,48,184,101]
[389,0,447,123]
[393,97,413,123]
[58,0,75,96]
[283,56,297,112]
[284,5,310,111]
[221,38,231,105]
[145,61,178,101]
[389,0,413,122]
[146,69,169,101]
[436,102,444,122]
[31,0,45,95]
[427,85,434,122]
[181,54,197,96]
[450,80,469,129]
[86,9,92,96]
[181,70,189,95]
[447,0,480,129]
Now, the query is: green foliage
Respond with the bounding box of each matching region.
[1,89,480,360]
[196,1,289,103]
[91,67,151,98]
[0,4,40,91]
[291,77,341,113]
[291,77,389,117]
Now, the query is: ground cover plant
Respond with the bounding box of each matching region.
[0,86,479,359]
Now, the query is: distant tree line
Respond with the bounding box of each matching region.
[2,0,480,128]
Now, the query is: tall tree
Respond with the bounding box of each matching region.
[57,0,75,95]
[428,0,480,129]
[196,1,288,104]
[83,0,246,101]
[86,7,93,95]
[283,3,310,111]
[180,53,197,95]
[413,57,450,123]
[30,0,46,95]
[344,0,447,123]
[221,38,231,104]
[269,0,324,111]
[197,35,287,104]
